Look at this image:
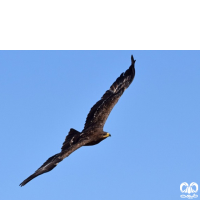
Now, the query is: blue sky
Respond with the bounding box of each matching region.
[1,51,200,200]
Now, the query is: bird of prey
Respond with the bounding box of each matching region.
[20,55,136,186]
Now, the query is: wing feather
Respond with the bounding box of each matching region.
[83,55,136,130]
[20,131,90,186]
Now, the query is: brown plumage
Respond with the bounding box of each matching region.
[19,55,136,186]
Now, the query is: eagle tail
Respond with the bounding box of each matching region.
[19,153,62,187]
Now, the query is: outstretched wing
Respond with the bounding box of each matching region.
[19,128,89,186]
[83,55,136,130]
[19,153,62,186]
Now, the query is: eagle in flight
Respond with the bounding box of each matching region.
[20,55,136,186]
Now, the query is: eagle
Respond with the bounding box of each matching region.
[19,55,136,186]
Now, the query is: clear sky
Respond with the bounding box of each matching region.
[1,51,200,200]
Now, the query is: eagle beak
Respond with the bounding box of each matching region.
[107,133,111,137]
[103,133,111,138]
